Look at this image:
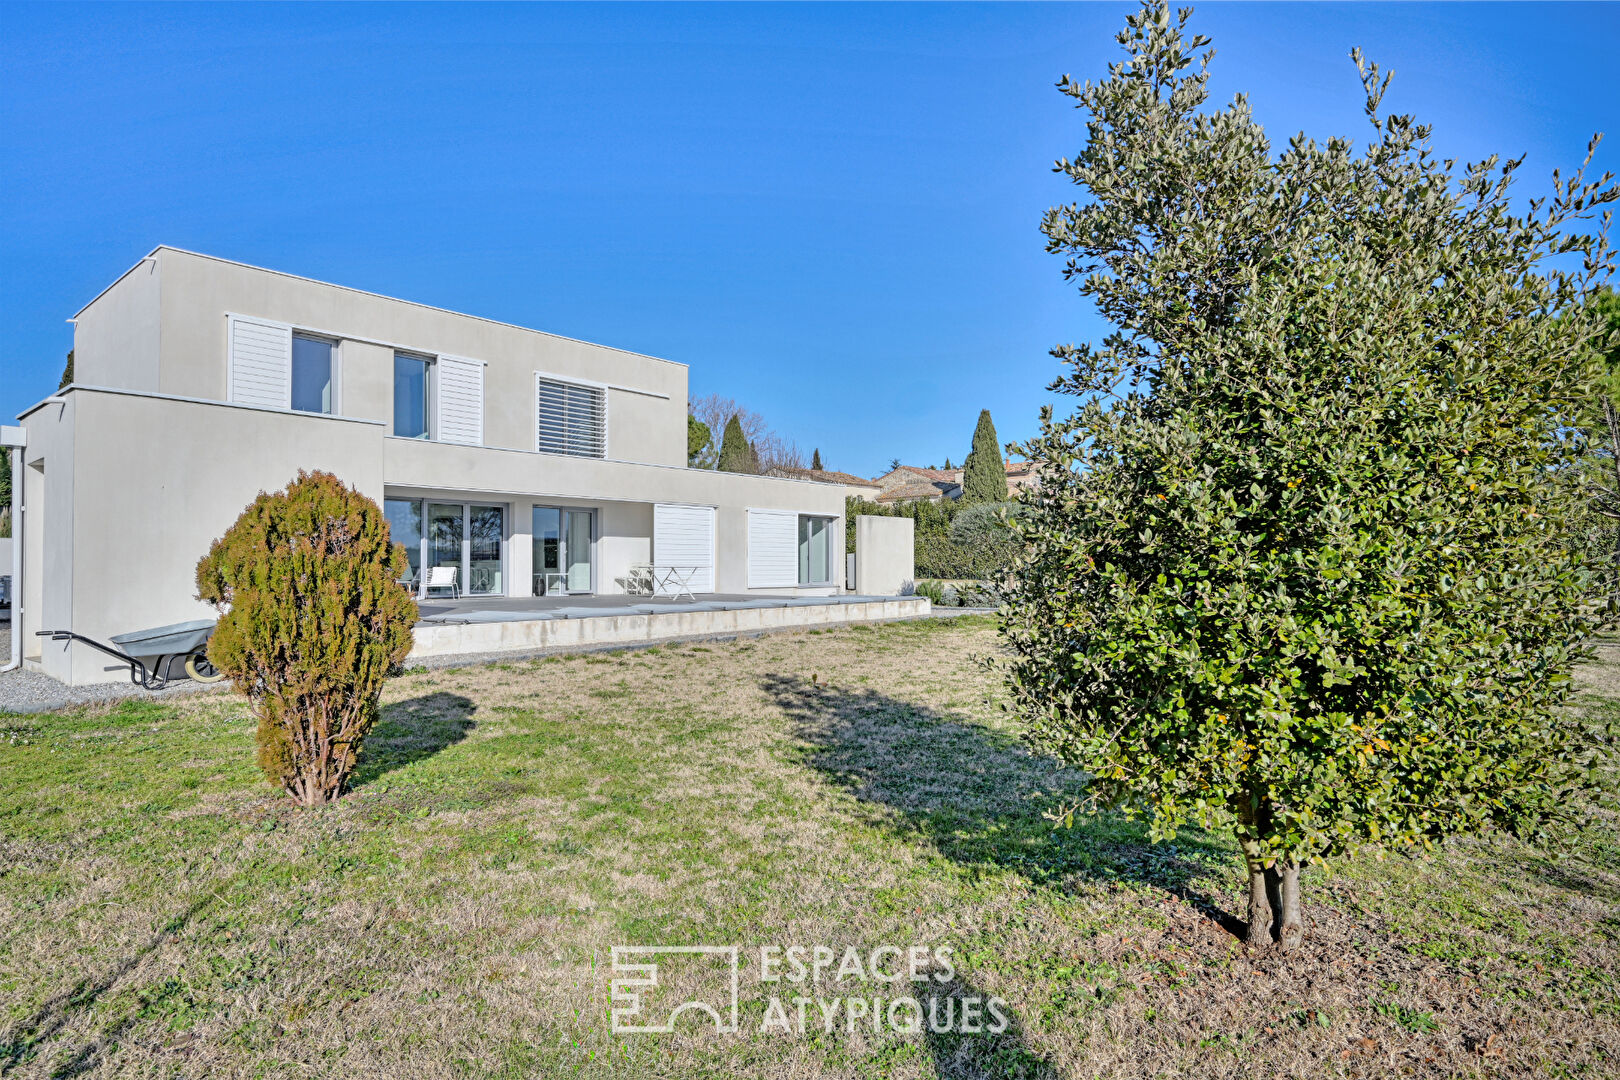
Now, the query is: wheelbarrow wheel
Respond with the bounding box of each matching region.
[184,651,227,684]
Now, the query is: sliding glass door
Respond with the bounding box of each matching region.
[532,508,563,596]
[799,515,834,586]
[428,504,464,590]
[565,511,593,592]
[383,498,423,588]
[387,498,506,598]
[468,505,504,595]
[533,507,593,594]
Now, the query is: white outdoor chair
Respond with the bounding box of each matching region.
[424,566,460,599]
[626,563,655,596]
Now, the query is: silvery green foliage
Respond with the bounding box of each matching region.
[942,584,961,607]
[1003,2,1619,863]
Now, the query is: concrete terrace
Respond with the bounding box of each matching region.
[409,593,932,660]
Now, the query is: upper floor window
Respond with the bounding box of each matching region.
[536,376,606,458]
[291,334,336,414]
[394,352,433,439]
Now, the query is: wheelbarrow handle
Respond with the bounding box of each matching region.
[33,629,164,690]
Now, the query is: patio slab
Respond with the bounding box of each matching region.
[408,594,931,660]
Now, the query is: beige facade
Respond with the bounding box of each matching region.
[18,247,848,684]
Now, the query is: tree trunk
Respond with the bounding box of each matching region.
[1266,859,1303,950]
[1244,857,1272,945]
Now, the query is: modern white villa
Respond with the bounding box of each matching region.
[12,247,919,686]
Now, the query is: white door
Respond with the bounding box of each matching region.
[653,504,715,595]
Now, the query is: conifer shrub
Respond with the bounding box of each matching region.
[196,471,418,806]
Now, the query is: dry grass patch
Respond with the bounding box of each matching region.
[1,616,1617,1078]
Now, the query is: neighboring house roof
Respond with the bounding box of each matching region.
[869,459,1045,502]
[769,466,878,488]
[874,480,961,504]
[870,464,964,504]
[872,464,961,485]
[1004,459,1042,490]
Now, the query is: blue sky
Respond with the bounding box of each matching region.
[2,3,1616,478]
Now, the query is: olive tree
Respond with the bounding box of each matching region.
[1575,290,1620,606]
[1002,2,1618,949]
[197,471,418,806]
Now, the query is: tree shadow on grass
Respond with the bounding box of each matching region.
[757,675,1261,1079]
[915,973,1053,1080]
[759,674,1240,923]
[351,692,478,788]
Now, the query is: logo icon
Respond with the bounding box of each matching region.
[610,945,740,1034]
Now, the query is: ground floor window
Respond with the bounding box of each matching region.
[798,515,834,585]
[386,496,505,597]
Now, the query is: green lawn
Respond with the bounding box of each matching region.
[2,617,1616,1078]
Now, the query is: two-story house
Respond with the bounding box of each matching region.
[14,247,851,684]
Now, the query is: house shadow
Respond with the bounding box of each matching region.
[351,692,478,787]
[759,675,1243,1078]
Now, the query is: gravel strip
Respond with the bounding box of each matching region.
[0,624,226,714]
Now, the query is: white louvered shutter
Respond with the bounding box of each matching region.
[654,504,715,594]
[436,356,485,445]
[227,315,292,408]
[747,509,799,588]
[536,376,606,457]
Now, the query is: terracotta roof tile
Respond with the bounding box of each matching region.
[771,466,877,487]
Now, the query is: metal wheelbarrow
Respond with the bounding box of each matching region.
[35,619,227,690]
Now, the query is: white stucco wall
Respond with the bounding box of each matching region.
[20,387,848,682]
[29,249,852,683]
[855,514,914,596]
[21,390,386,684]
[72,257,161,392]
[70,247,691,469]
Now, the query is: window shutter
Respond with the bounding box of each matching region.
[536,376,606,457]
[227,315,292,409]
[436,355,485,445]
[654,504,715,594]
[747,509,799,588]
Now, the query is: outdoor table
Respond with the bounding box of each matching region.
[648,565,702,601]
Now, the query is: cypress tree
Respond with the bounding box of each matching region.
[717,414,753,473]
[687,414,713,467]
[811,448,824,470]
[962,410,1008,503]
